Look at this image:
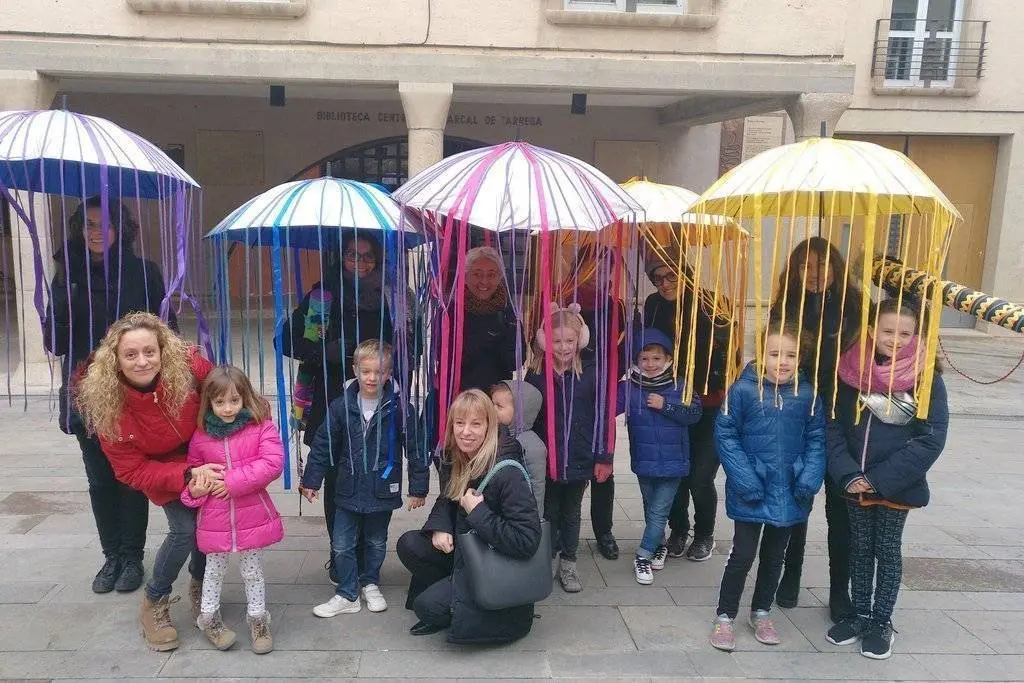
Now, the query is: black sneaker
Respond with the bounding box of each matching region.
[826,614,872,646]
[667,530,688,558]
[596,533,619,560]
[860,621,896,660]
[114,557,144,592]
[91,556,121,594]
[775,571,800,609]
[684,535,715,562]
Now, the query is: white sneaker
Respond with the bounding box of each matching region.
[651,544,669,571]
[313,594,361,618]
[634,555,654,585]
[361,584,387,612]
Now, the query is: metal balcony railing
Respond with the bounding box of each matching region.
[872,19,988,89]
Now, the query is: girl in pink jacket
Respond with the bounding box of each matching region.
[182,366,284,654]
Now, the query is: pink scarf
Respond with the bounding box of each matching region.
[837,336,922,393]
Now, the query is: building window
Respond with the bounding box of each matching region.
[565,0,686,13]
[882,0,965,87]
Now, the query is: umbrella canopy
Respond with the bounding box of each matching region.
[693,137,960,220]
[0,109,198,198]
[619,176,747,245]
[206,176,422,248]
[393,141,642,233]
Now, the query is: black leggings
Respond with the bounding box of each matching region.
[545,480,588,562]
[782,478,851,594]
[716,521,792,619]
[847,502,909,624]
[669,408,720,539]
[590,475,615,537]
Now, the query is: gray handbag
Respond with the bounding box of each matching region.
[458,459,552,610]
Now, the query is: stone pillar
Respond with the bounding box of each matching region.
[399,82,454,178]
[0,71,58,385]
[785,93,853,141]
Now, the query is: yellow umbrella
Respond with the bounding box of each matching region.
[690,137,961,417]
[620,176,747,245]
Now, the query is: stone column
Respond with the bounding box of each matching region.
[399,82,454,177]
[0,71,58,385]
[785,93,853,140]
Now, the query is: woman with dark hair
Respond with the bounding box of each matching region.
[44,195,172,595]
[280,232,395,582]
[769,236,863,622]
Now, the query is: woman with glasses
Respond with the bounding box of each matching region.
[281,232,395,583]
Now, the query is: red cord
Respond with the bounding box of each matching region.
[938,336,1024,385]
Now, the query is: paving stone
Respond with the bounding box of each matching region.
[0,650,169,679]
[730,651,933,680]
[621,605,816,652]
[977,545,1024,560]
[0,512,47,532]
[355,650,550,678]
[883,610,994,654]
[0,491,92,515]
[272,603,441,652]
[0,581,57,604]
[944,610,1024,654]
[0,604,116,651]
[902,558,1024,592]
[961,592,1024,611]
[160,649,360,678]
[547,650,697,678]
[507,605,637,653]
[913,653,1024,681]
[540,584,676,607]
[0,531,95,549]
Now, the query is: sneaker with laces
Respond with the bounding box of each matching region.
[826,614,872,646]
[685,535,716,562]
[313,594,361,618]
[667,530,688,558]
[710,615,736,651]
[115,557,144,593]
[651,544,669,571]
[860,621,896,660]
[749,609,781,645]
[92,556,121,594]
[197,610,237,650]
[634,556,654,585]
[247,612,273,654]
[361,584,388,612]
[558,559,583,593]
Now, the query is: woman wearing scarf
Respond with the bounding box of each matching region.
[44,196,172,595]
[456,246,520,392]
[281,233,394,582]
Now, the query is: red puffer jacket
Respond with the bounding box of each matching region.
[100,348,213,505]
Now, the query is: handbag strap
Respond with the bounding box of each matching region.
[476,459,530,493]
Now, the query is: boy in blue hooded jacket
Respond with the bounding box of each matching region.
[617,328,702,586]
[710,323,826,651]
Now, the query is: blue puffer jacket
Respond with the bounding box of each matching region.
[301,381,429,514]
[715,363,827,527]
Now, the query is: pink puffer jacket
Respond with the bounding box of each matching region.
[181,420,285,553]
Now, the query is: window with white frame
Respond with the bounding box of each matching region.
[565,0,686,13]
[884,0,962,86]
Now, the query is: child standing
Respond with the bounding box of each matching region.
[300,339,429,617]
[710,324,826,651]
[182,366,285,654]
[617,329,703,585]
[825,299,947,660]
[525,305,606,594]
[489,380,547,517]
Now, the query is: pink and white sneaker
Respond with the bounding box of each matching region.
[749,609,781,645]
[710,615,736,651]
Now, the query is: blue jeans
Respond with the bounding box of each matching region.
[145,500,206,601]
[637,476,683,558]
[332,508,393,601]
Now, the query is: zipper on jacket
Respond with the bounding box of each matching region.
[223,440,238,551]
[153,393,186,443]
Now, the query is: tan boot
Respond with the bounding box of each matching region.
[188,579,203,620]
[140,595,179,651]
[197,610,236,650]
[248,612,273,654]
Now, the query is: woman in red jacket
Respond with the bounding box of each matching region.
[77,311,222,652]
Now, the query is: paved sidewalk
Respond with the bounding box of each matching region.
[0,335,1023,680]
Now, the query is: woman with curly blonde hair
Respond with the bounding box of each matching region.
[76,311,220,652]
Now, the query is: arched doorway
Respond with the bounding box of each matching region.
[290,135,487,187]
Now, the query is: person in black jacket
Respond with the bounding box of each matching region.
[43,196,170,595]
[769,237,864,619]
[281,233,395,582]
[824,298,947,660]
[396,389,541,644]
[455,246,520,392]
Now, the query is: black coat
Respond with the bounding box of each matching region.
[44,251,171,433]
[280,279,394,446]
[422,431,542,645]
[457,305,521,392]
[827,374,948,508]
[643,291,730,397]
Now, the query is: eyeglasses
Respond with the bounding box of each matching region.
[651,273,678,286]
[343,251,376,263]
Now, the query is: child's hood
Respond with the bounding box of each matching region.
[502,379,543,428]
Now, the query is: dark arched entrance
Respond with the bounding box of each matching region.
[290,135,487,188]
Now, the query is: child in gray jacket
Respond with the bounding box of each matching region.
[490,380,546,518]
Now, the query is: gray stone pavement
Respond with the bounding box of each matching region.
[0,334,1023,680]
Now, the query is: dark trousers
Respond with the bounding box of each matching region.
[669,407,720,539]
[75,429,149,562]
[145,500,206,601]
[716,521,792,619]
[590,475,615,537]
[781,479,852,595]
[545,480,588,562]
[323,464,338,544]
[847,501,909,623]
[397,530,455,611]
[332,508,392,601]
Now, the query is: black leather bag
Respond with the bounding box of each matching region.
[458,459,552,610]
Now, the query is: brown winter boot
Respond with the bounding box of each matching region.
[188,579,203,619]
[140,595,179,651]
[197,610,236,650]
[248,612,274,654]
